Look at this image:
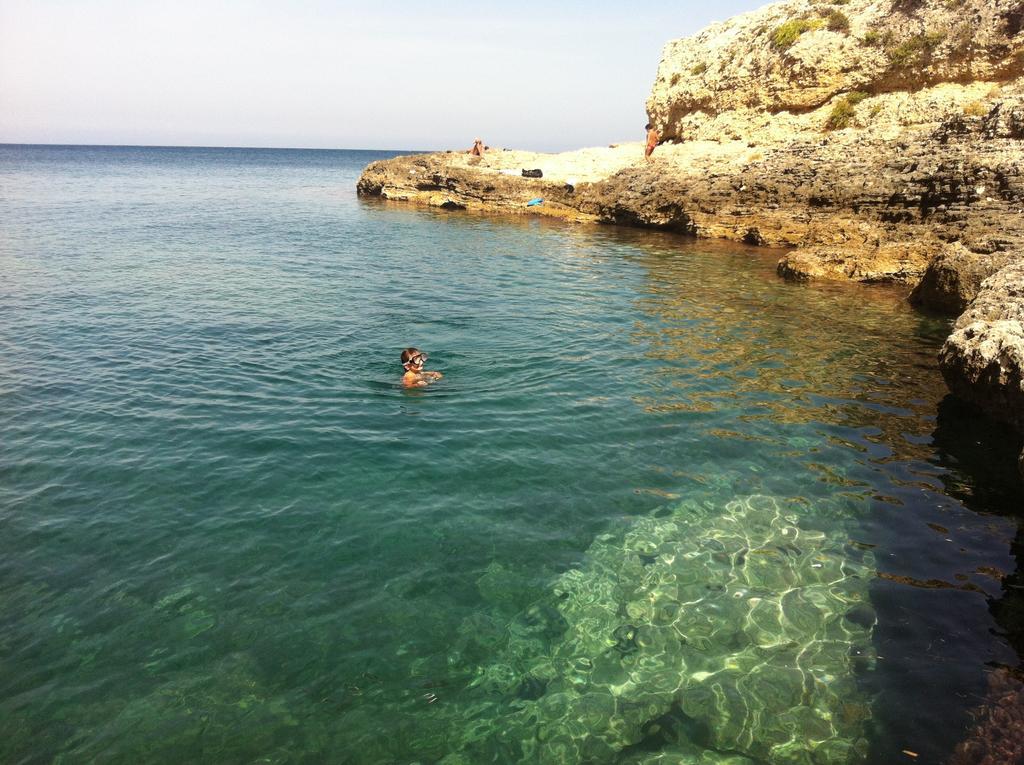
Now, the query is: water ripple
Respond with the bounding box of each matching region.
[0,146,1019,765]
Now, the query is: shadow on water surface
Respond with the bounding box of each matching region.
[865,396,1023,763]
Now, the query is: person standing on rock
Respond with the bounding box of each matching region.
[644,123,659,160]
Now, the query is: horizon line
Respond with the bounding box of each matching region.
[0,141,433,153]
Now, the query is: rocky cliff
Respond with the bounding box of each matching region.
[648,0,1024,142]
[939,258,1024,444]
[360,0,1024,291]
[357,0,1024,470]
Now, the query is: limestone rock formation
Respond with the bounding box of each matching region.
[357,150,598,222]
[639,0,1024,289]
[910,243,1015,313]
[939,257,1024,470]
[647,0,1024,143]
[438,496,876,765]
[361,93,1024,291]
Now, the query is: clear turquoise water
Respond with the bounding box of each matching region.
[1,145,1021,764]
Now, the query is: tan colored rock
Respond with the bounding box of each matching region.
[778,240,936,283]
[363,79,1024,288]
[939,258,1024,435]
[647,0,1024,143]
[910,243,1015,313]
[356,150,610,222]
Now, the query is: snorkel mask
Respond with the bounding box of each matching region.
[406,352,427,369]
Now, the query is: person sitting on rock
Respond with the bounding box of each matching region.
[645,123,659,160]
[468,138,485,156]
[401,347,443,388]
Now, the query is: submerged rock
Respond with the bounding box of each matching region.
[949,667,1024,765]
[777,240,936,284]
[446,495,876,764]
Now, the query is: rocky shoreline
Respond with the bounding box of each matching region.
[357,0,1024,473]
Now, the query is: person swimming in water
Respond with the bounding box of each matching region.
[401,347,443,388]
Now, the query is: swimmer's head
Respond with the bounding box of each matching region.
[401,347,427,370]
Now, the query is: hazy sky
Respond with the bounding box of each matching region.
[0,0,769,151]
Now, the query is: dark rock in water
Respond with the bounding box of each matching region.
[775,542,802,558]
[909,244,1013,315]
[701,538,725,552]
[931,395,1024,511]
[629,703,711,753]
[611,624,640,655]
[521,168,543,178]
[848,645,874,675]
[515,675,548,700]
[511,603,568,640]
[844,603,877,629]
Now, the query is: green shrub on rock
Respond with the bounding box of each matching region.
[825,92,870,130]
[825,101,856,131]
[889,31,946,68]
[826,10,850,31]
[772,18,824,49]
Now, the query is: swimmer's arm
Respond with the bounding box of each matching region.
[424,371,443,380]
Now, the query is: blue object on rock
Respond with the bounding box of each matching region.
[526,198,543,207]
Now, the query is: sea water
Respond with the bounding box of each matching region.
[1,145,1021,763]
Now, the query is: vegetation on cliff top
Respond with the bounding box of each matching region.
[771,5,854,51]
